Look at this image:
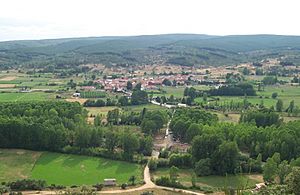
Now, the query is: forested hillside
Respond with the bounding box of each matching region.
[1,34,300,68]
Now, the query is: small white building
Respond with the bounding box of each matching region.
[104,178,116,186]
[72,93,80,97]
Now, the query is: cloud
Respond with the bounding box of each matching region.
[0,0,300,41]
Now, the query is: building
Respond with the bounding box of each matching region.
[104,179,116,186]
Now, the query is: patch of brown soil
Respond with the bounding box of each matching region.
[0,84,16,88]
[65,98,87,105]
[0,76,17,81]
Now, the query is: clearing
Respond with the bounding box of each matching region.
[152,168,263,189]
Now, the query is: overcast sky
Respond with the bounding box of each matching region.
[0,0,300,41]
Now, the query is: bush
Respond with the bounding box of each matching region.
[8,179,46,191]
[157,158,169,168]
[92,183,103,191]
[169,153,192,168]
[148,158,158,171]
[195,158,212,176]
[159,149,169,158]
[121,183,127,189]
[155,176,184,189]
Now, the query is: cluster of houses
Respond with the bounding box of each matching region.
[94,74,190,92]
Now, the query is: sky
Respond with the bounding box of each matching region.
[0,0,300,41]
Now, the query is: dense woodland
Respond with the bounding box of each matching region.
[0,101,158,162]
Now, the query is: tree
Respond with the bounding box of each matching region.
[104,131,119,152]
[148,158,158,171]
[89,128,103,147]
[169,166,179,182]
[286,100,295,114]
[276,99,283,112]
[134,83,142,91]
[212,141,239,175]
[126,81,133,90]
[263,157,277,182]
[162,79,172,86]
[186,123,201,143]
[272,92,278,99]
[128,175,136,185]
[74,126,91,149]
[139,136,153,156]
[107,109,120,125]
[277,160,291,184]
[118,96,129,106]
[203,92,208,102]
[195,158,211,176]
[242,67,250,75]
[191,134,222,161]
[120,132,140,160]
[131,90,148,105]
[287,167,300,195]
[141,119,157,134]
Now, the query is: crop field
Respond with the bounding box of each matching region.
[0,149,143,186]
[0,92,55,102]
[31,152,143,186]
[153,168,263,189]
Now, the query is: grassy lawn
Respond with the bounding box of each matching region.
[0,92,55,102]
[0,149,42,182]
[31,152,143,186]
[152,168,262,189]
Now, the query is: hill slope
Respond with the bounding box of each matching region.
[1,34,300,68]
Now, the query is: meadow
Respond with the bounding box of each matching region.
[0,149,42,183]
[152,168,263,189]
[0,149,143,186]
[0,92,55,102]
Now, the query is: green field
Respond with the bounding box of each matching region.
[0,92,55,102]
[122,104,164,112]
[0,149,41,182]
[153,168,262,189]
[0,149,143,186]
[194,84,300,110]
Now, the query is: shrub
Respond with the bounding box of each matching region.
[148,158,158,171]
[195,158,212,176]
[121,183,127,189]
[157,158,169,168]
[92,183,103,191]
[155,176,184,189]
[8,179,46,191]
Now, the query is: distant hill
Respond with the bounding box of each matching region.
[1,34,300,68]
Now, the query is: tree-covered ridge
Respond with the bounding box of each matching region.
[2,34,300,68]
